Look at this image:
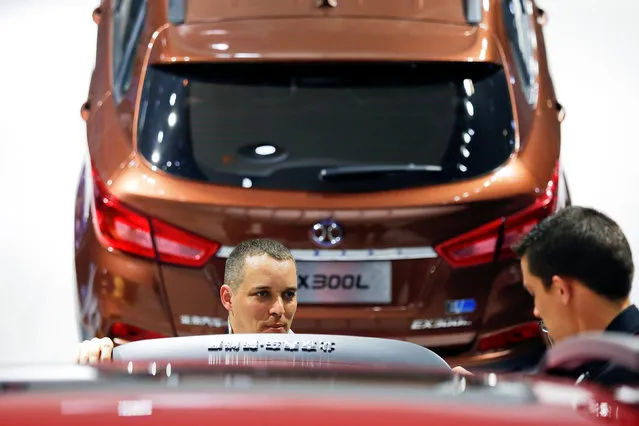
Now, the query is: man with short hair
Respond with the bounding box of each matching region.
[76,238,298,364]
[513,206,638,385]
[221,238,297,334]
[455,206,639,385]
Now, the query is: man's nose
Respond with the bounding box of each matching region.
[270,297,285,316]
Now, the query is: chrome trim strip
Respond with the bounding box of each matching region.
[216,245,438,261]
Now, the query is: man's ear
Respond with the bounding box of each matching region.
[220,284,233,312]
[551,275,573,305]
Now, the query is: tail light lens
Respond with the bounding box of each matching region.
[91,167,220,267]
[111,322,167,342]
[91,168,155,259]
[435,164,560,268]
[477,321,543,352]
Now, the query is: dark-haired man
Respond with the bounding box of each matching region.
[76,238,297,364]
[455,206,639,385]
[513,206,638,386]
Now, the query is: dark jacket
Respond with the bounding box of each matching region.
[580,304,639,387]
[546,305,639,387]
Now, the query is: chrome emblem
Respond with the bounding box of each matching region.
[410,317,472,330]
[311,220,343,247]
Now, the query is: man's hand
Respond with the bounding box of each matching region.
[452,366,473,376]
[75,337,114,364]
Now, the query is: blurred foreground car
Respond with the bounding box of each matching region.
[75,0,569,370]
[1,334,638,425]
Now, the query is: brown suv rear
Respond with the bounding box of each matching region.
[75,0,569,370]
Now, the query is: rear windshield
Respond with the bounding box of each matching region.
[137,62,515,192]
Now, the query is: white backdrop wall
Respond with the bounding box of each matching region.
[0,0,636,365]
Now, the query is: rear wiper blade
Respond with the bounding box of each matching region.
[319,164,442,180]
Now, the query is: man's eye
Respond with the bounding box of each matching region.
[255,291,269,297]
[284,291,297,299]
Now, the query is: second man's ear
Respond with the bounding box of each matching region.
[552,275,573,305]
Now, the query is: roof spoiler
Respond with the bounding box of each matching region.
[167,1,481,26]
[168,0,185,25]
[464,0,483,25]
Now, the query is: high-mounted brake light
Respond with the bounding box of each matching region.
[91,166,220,267]
[435,164,560,268]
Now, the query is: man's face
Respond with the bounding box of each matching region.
[224,254,298,333]
[520,256,578,344]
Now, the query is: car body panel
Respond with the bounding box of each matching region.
[0,391,627,426]
[0,363,637,425]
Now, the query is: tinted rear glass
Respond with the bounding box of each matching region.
[137,62,515,192]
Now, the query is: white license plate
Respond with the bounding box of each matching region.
[296,261,391,304]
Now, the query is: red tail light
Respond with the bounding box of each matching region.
[435,164,560,268]
[91,167,220,267]
[477,321,542,352]
[111,322,167,342]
